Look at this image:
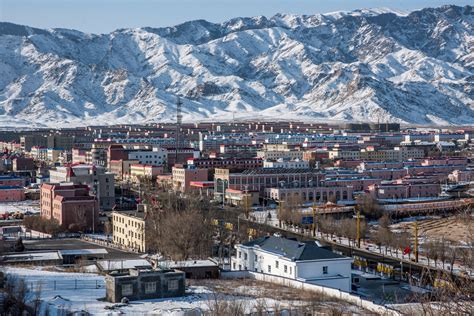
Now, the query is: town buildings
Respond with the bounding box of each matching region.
[40,183,98,232]
[172,166,208,192]
[0,186,25,202]
[49,164,115,210]
[112,208,147,252]
[231,236,353,292]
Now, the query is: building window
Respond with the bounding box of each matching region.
[267,265,271,273]
[144,282,156,294]
[289,267,292,275]
[275,261,279,269]
[244,253,247,260]
[254,255,258,261]
[284,265,287,273]
[168,279,179,291]
[121,284,133,296]
[323,266,328,274]
[238,251,241,258]
[233,262,236,270]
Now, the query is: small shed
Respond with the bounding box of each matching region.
[105,268,185,303]
[59,248,108,265]
[158,259,220,279]
[97,259,152,274]
[0,251,63,266]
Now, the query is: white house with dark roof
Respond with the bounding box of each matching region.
[231,236,352,292]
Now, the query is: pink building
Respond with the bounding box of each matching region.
[421,157,468,166]
[323,177,381,191]
[172,166,208,192]
[449,170,474,183]
[265,185,354,203]
[0,186,25,202]
[41,183,98,232]
[368,182,440,200]
[362,168,408,181]
[0,176,25,187]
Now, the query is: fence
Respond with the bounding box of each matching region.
[25,279,105,291]
[221,271,402,316]
[80,235,142,253]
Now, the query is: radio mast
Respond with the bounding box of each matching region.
[175,97,182,163]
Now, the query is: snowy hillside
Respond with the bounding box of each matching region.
[0,5,473,127]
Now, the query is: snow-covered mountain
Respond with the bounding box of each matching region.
[0,5,473,127]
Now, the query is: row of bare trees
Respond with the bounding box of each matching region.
[144,191,217,261]
[22,215,61,235]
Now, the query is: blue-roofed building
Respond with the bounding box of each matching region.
[231,235,352,292]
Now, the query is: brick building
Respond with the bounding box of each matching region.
[40,183,98,232]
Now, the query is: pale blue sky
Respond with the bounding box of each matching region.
[1,0,471,33]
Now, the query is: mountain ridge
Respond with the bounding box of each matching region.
[0,5,472,127]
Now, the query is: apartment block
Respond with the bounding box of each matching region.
[112,209,147,252]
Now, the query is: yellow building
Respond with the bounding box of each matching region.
[112,208,147,252]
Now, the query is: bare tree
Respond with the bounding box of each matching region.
[146,193,214,260]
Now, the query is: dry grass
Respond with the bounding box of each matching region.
[189,279,373,315]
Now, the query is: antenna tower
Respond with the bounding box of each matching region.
[176,97,182,163]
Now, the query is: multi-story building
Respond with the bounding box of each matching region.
[263,159,311,169]
[368,182,441,200]
[47,134,75,150]
[329,147,425,162]
[72,148,88,164]
[187,157,263,171]
[257,150,304,161]
[0,175,26,186]
[49,164,115,210]
[172,166,208,192]
[231,236,352,292]
[164,147,200,166]
[112,207,147,252]
[109,159,139,180]
[265,185,354,203]
[86,143,110,167]
[127,147,168,166]
[30,146,48,161]
[12,157,35,172]
[0,186,25,202]
[322,177,381,192]
[214,168,323,201]
[130,164,163,181]
[47,148,63,162]
[20,135,47,151]
[40,183,98,232]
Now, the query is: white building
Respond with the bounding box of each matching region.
[264,158,310,169]
[127,147,168,166]
[231,236,352,292]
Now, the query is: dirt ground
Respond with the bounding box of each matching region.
[393,216,473,244]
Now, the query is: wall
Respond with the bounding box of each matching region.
[221,271,401,316]
[296,259,352,292]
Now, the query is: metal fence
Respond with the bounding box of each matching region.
[25,279,105,291]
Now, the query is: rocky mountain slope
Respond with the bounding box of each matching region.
[0,5,473,127]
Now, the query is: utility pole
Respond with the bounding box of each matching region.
[312,202,316,237]
[414,221,419,263]
[353,205,365,248]
[278,200,283,228]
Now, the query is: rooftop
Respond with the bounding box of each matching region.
[242,236,348,261]
[239,168,317,175]
[0,186,23,190]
